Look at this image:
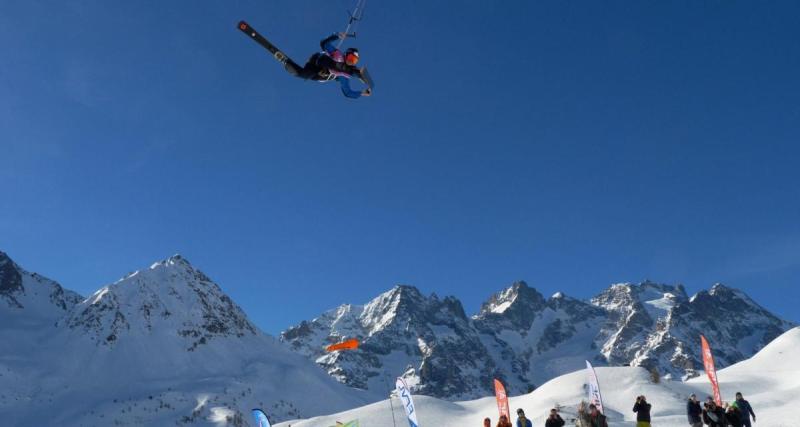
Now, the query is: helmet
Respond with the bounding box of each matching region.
[345,48,359,65]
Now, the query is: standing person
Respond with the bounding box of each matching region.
[588,404,608,427]
[484,417,491,427]
[702,400,725,427]
[633,395,652,427]
[725,403,743,427]
[734,392,756,427]
[497,415,513,427]
[515,409,532,427]
[545,408,566,427]
[687,393,703,427]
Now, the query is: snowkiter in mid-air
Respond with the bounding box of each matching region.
[238,22,373,99]
[282,32,372,99]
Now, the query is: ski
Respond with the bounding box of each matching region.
[238,21,289,65]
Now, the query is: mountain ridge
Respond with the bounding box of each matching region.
[281,280,795,399]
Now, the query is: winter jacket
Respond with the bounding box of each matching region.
[589,413,608,427]
[633,401,652,422]
[726,408,743,427]
[702,407,726,427]
[496,421,513,427]
[545,414,565,427]
[687,400,702,423]
[735,398,755,421]
[317,34,364,98]
[516,417,532,427]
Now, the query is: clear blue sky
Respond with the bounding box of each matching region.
[2,1,799,332]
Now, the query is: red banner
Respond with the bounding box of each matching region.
[494,379,510,420]
[701,335,722,405]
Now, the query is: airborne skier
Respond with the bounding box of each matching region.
[238,22,373,99]
[284,32,372,99]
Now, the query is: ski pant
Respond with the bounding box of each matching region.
[690,422,703,427]
[283,58,320,80]
[284,53,337,81]
[742,419,752,427]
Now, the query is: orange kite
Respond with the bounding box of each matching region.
[325,338,360,352]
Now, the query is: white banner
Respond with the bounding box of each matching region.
[585,360,604,414]
[395,377,420,427]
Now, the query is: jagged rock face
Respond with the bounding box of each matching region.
[590,282,795,380]
[283,281,795,399]
[473,283,607,394]
[475,281,548,331]
[0,251,24,307]
[659,284,794,374]
[591,281,688,368]
[281,285,499,399]
[60,255,257,350]
[0,251,82,315]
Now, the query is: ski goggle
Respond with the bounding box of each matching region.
[345,52,359,65]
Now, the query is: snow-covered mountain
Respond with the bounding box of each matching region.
[277,327,800,427]
[282,285,499,400]
[2,249,793,425]
[281,281,794,400]
[0,250,82,321]
[58,255,258,352]
[0,252,375,426]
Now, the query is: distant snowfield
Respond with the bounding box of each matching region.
[277,327,800,427]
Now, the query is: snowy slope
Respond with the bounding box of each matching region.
[277,327,800,427]
[0,253,377,426]
[282,280,794,399]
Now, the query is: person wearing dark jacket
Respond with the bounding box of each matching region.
[702,401,726,427]
[735,392,756,427]
[545,408,565,427]
[282,32,371,99]
[687,394,703,427]
[588,404,608,427]
[633,395,652,427]
[725,403,743,427]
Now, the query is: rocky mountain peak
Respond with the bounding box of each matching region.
[0,251,24,301]
[707,283,748,300]
[0,250,82,314]
[478,281,546,315]
[61,254,257,349]
[473,281,547,334]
